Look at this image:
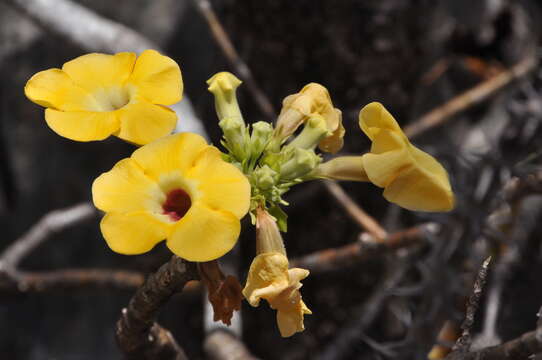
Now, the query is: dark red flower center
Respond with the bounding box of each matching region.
[162,189,191,221]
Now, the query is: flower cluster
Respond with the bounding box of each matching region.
[25,50,454,338]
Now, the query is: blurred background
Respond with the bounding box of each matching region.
[1,0,542,359]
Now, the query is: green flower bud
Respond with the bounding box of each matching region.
[207,72,244,124]
[287,114,330,151]
[253,165,278,190]
[280,148,321,180]
[250,121,273,158]
[219,117,249,160]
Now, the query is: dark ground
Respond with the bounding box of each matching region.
[1,0,542,359]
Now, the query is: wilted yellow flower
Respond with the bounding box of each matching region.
[25,50,182,145]
[359,102,454,211]
[242,208,311,337]
[275,83,344,153]
[243,252,311,337]
[92,132,251,261]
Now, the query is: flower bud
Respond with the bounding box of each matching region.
[207,72,244,124]
[218,117,249,160]
[255,207,286,255]
[250,121,273,158]
[280,148,320,181]
[287,114,330,151]
[252,165,278,190]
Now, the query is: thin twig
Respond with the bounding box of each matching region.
[324,181,388,240]
[291,223,438,274]
[446,314,542,360]
[0,268,144,292]
[405,55,537,138]
[116,255,198,360]
[0,202,96,272]
[452,257,492,353]
[204,329,260,360]
[192,0,276,121]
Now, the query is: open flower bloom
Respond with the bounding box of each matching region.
[92,132,251,261]
[25,50,182,145]
[275,83,344,153]
[243,252,311,337]
[359,102,454,211]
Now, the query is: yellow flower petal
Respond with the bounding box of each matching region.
[276,299,312,337]
[358,102,455,212]
[318,109,345,153]
[62,52,136,91]
[362,148,411,188]
[24,69,91,111]
[188,147,251,219]
[383,164,454,211]
[242,253,290,306]
[45,108,120,141]
[100,211,168,254]
[276,83,343,148]
[128,49,182,105]
[242,252,311,337]
[116,100,177,145]
[167,203,240,262]
[131,132,208,179]
[92,158,164,213]
[359,102,404,141]
[383,145,454,211]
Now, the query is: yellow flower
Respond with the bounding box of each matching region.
[25,50,182,145]
[359,102,454,212]
[91,132,251,261]
[275,83,344,153]
[242,252,311,337]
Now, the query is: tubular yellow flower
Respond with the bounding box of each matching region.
[25,50,182,145]
[242,208,311,337]
[91,132,251,261]
[275,83,344,153]
[243,253,311,337]
[359,102,454,212]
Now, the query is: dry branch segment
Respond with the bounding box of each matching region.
[0,268,144,292]
[116,256,198,360]
[0,202,96,272]
[193,0,276,121]
[405,55,537,138]
[447,329,542,360]
[291,223,438,274]
[324,181,388,240]
[453,257,492,352]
